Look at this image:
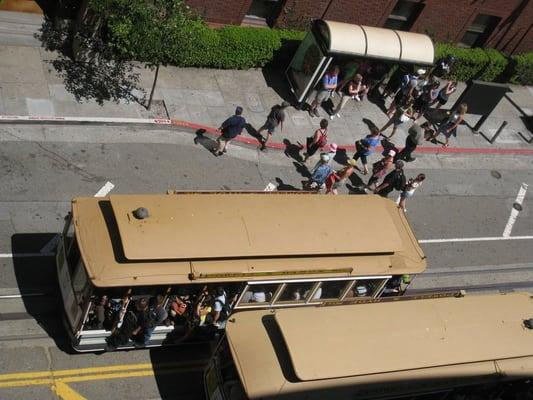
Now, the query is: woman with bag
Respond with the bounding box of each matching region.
[430,103,467,147]
[303,119,329,162]
[366,150,396,190]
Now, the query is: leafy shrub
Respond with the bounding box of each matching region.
[478,48,508,82]
[509,52,533,85]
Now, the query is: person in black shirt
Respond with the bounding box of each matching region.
[374,161,405,198]
[213,106,246,156]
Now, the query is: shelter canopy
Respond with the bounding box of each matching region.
[317,20,434,65]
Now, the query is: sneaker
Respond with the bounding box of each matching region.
[329,114,335,120]
[354,95,361,102]
[336,113,341,118]
[308,109,315,117]
[313,109,320,117]
[260,144,267,151]
[222,149,227,153]
[217,151,224,156]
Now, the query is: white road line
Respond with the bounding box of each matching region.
[1,183,116,259]
[264,182,277,192]
[94,181,115,197]
[419,235,533,244]
[503,183,528,237]
[0,252,54,258]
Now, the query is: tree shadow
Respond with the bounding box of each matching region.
[193,129,218,155]
[275,178,300,191]
[282,139,303,162]
[35,16,144,106]
[261,66,296,104]
[11,233,73,353]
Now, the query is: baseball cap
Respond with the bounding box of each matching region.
[320,153,330,162]
[347,159,357,167]
[388,149,396,157]
[416,68,427,75]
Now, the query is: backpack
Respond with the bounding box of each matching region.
[394,170,407,191]
[214,299,231,322]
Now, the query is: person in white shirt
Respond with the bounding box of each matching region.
[399,173,425,212]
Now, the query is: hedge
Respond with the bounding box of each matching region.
[509,52,533,85]
[104,18,532,85]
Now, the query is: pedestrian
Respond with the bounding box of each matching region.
[379,99,415,139]
[303,118,328,162]
[374,160,406,198]
[413,80,440,120]
[309,66,340,117]
[395,122,433,162]
[430,102,467,147]
[306,153,333,191]
[326,159,360,195]
[386,68,425,117]
[213,106,246,156]
[331,74,368,119]
[353,127,381,175]
[398,173,426,212]
[141,295,168,344]
[131,297,156,347]
[432,55,455,78]
[258,101,290,151]
[435,80,457,109]
[366,150,395,190]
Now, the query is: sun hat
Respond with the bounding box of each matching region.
[320,153,330,162]
[329,143,338,152]
[347,159,357,167]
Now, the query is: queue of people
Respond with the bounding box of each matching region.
[206,57,468,205]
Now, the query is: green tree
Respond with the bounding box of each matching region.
[91,0,199,109]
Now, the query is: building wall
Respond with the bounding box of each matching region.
[185,0,533,54]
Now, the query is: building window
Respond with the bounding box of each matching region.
[243,0,281,27]
[459,14,501,48]
[384,0,424,31]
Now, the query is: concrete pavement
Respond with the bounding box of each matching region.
[1,10,532,156]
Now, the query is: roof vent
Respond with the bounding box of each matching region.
[132,207,149,220]
[523,319,533,329]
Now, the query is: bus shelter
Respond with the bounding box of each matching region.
[286,19,435,105]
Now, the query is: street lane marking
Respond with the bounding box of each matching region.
[94,181,115,197]
[419,235,533,244]
[0,252,54,258]
[503,183,528,237]
[0,181,115,258]
[0,363,153,381]
[51,381,87,400]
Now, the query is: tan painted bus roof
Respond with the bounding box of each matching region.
[225,292,533,399]
[72,193,426,287]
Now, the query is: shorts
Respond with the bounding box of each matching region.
[315,90,331,103]
[400,190,414,199]
[260,123,277,134]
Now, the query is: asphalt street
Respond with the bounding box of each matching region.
[0,123,532,399]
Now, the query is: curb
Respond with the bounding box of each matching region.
[1,114,533,155]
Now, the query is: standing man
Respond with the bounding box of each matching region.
[374,161,406,198]
[395,122,433,162]
[214,106,246,156]
[258,101,290,151]
[309,66,340,118]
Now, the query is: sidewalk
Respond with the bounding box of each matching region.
[1,10,532,155]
